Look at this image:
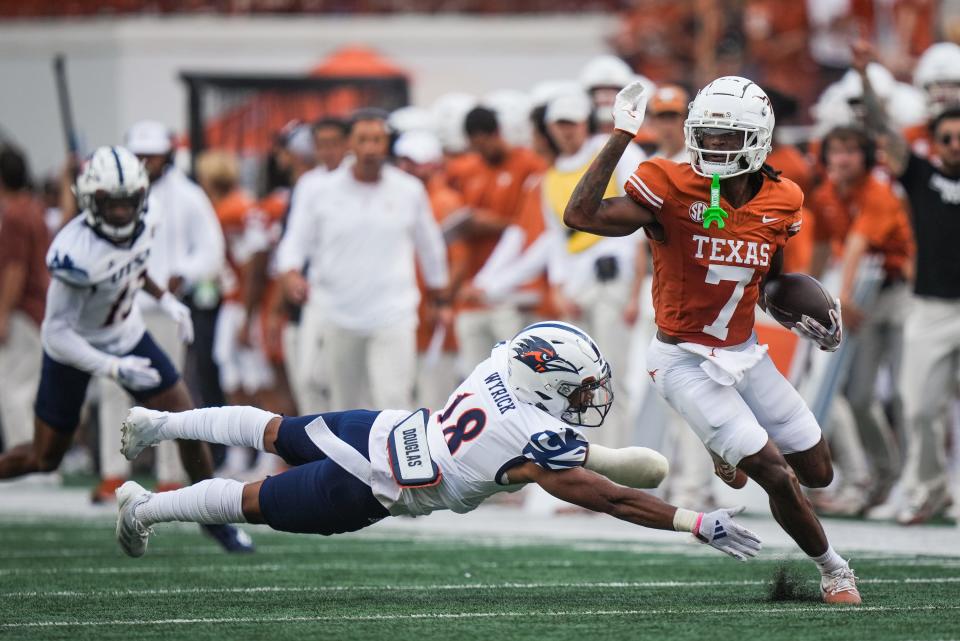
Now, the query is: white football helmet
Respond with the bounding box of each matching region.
[914,42,960,115]
[506,321,613,428]
[684,76,775,178]
[430,92,477,154]
[75,146,149,243]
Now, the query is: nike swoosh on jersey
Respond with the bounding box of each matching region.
[761,215,779,223]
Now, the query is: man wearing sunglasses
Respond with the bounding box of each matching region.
[856,41,960,526]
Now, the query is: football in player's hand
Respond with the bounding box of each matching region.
[763,273,835,330]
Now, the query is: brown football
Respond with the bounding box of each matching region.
[763,273,835,330]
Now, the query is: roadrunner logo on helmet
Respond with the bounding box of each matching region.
[506,321,613,428]
[75,146,150,244]
[684,76,774,179]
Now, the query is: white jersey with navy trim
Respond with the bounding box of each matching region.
[44,212,157,354]
[367,342,590,517]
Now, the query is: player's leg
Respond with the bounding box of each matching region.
[121,332,213,483]
[0,311,42,452]
[117,411,388,557]
[736,351,860,604]
[898,298,958,524]
[367,323,416,410]
[0,352,89,478]
[323,322,369,410]
[123,331,254,552]
[843,313,900,505]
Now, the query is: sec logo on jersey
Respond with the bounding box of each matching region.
[689,201,707,223]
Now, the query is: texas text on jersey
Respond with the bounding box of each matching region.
[625,157,803,347]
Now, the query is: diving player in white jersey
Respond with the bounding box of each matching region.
[0,146,252,552]
[115,320,762,566]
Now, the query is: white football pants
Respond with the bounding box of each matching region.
[899,296,960,501]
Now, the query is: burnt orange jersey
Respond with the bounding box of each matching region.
[809,173,915,278]
[625,158,803,347]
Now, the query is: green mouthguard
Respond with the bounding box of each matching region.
[702,173,728,230]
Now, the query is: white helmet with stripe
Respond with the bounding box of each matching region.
[506,321,613,428]
[684,76,775,178]
[75,146,150,243]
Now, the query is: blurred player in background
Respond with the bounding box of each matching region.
[0,146,251,552]
[451,106,545,373]
[115,320,762,566]
[92,120,226,501]
[808,125,914,515]
[565,78,860,604]
[0,146,49,458]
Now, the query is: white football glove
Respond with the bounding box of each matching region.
[159,291,194,344]
[793,298,842,352]
[108,356,162,391]
[695,506,762,561]
[612,81,649,136]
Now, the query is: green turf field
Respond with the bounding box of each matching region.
[1,519,958,641]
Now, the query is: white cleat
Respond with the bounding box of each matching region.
[115,481,153,558]
[121,406,169,460]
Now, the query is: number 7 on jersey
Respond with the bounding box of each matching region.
[701,265,755,341]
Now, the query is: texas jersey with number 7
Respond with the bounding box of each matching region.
[625,157,803,347]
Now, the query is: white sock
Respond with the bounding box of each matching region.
[136,478,247,526]
[160,406,277,452]
[809,545,847,576]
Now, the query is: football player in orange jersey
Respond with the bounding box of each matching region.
[565,78,860,605]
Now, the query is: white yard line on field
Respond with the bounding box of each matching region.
[3,605,960,629]
[3,576,959,599]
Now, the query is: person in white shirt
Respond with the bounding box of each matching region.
[275,118,348,414]
[115,320,762,566]
[276,109,450,411]
[0,146,250,552]
[92,120,226,499]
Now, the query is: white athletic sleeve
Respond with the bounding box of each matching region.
[274,178,317,274]
[172,188,226,285]
[412,185,449,290]
[41,279,115,376]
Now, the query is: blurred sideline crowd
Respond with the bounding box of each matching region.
[2,17,960,527]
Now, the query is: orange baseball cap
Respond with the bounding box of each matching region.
[649,85,690,115]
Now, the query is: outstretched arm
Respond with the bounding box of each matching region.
[563,81,658,236]
[506,461,762,561]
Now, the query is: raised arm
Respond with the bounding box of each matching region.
[852,40,909,176]
[563,81,658,236]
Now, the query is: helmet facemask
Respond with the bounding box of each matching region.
[84,187,147,243]
[685,124,766,178]
[558,368,614,428]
